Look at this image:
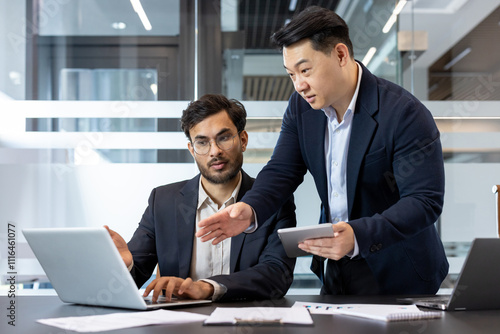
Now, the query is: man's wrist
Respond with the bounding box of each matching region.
[127,259,134,271]
[347,232,359,258]
[244,207,258,233]
[199,279,226,300]
[197,281,214,299]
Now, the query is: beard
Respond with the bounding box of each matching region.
[196,153,243,185]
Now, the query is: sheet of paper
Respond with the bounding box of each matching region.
[293,301,352,314]
[204,307,313,325]
[37,309,209,332]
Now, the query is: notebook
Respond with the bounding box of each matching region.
[292,301,442,322]
[410,238,500,311]
[22,227,212,310]
[331,304,442,322]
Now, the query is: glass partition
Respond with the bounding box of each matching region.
[37,0,180,37]
[1,0,500,295]
[221,0,401,101]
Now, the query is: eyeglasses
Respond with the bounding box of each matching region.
[192,133,240,155]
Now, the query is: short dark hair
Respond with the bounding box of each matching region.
[180,94,247,141]
[270,6,354,58]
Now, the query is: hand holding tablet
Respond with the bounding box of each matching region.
[277,224,335,258]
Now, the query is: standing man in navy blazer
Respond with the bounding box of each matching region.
[197,6,448,295]
[107,94,296,302]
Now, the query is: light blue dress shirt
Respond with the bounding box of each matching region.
[323,62,362,258]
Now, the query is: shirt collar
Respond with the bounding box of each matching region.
[197,172,243,210]
[323,62,363,121]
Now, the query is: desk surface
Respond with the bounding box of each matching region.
[2,294,500,334]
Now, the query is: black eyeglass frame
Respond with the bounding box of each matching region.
[191,132,241,155]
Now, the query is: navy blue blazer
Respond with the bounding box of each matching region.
[242,62,449,294]
[127,170,296,301]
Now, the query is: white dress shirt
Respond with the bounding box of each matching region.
[190,173,243,300]
[323,62,362,258]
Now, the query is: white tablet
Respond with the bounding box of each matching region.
[277,223,335,258]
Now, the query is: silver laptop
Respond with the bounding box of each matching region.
[411,238,500,311]
[22,227,212,310]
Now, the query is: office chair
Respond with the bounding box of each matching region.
[493,185,500,238]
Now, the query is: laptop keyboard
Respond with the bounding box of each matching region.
[144,296,173,305]
[416,295,451,304]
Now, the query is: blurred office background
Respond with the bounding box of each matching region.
[1,0,499,293]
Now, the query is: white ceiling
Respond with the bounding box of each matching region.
[409,0,468,14]
[400,0,500,69]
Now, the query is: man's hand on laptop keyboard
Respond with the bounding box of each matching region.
[104,225,133,269]
[143,276,214,302]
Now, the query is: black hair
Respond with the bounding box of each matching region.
[270,6,354,57]
[180,94,247,141]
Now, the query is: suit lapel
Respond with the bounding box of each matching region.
[176,176,199,277]
[302,109,329,205]
[229,171,253,273]
[346,63,379,218]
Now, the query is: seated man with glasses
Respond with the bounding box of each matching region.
[106,94,296,302]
